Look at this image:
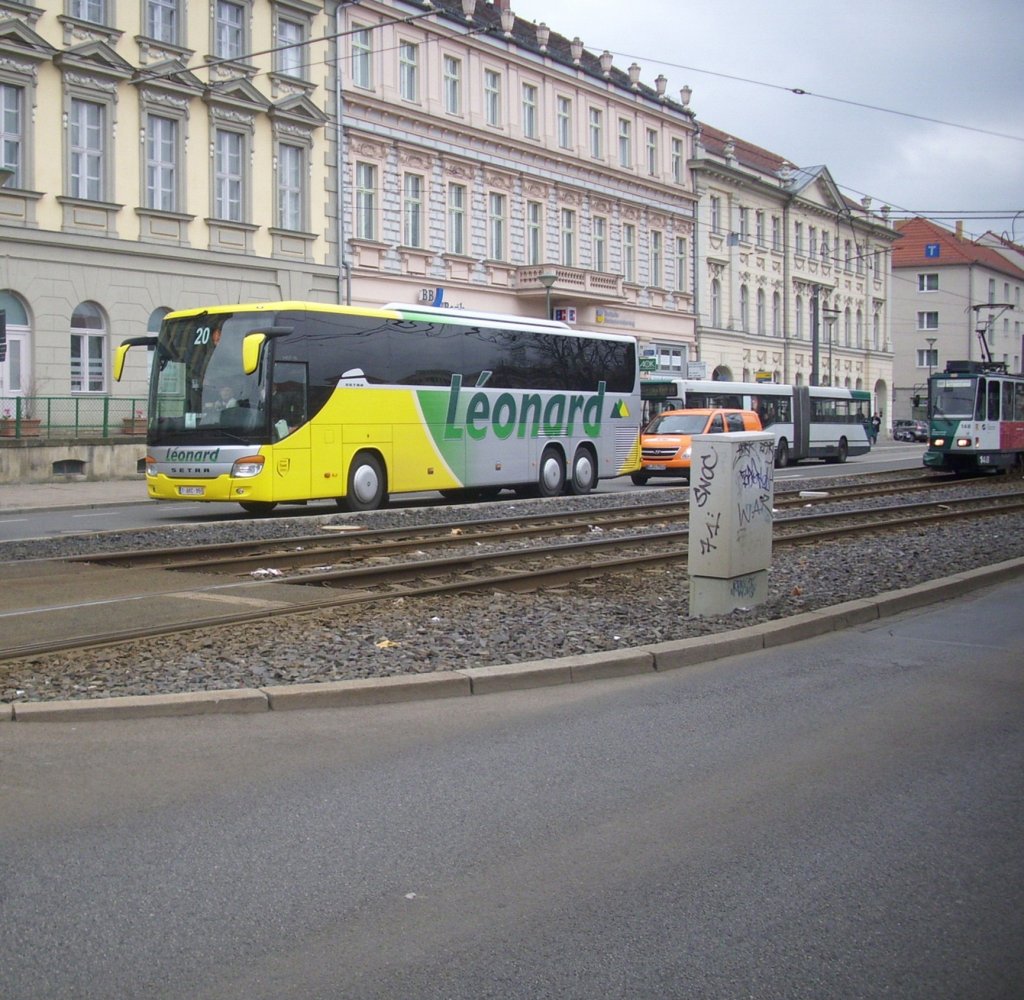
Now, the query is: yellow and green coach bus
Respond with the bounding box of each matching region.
[115,301,642,513]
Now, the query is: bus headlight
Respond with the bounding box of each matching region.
[231,455,266,478]
[145,455,158,477]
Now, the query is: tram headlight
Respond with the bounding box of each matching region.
[933,437,945,446]
[231,455,266,478]
[956,437,971,448]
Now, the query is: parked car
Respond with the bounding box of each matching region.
[892,419,928,442]
[632,408,763,484]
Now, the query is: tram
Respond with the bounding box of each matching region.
[923,360,1024,475]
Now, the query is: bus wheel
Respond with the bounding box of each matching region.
[827,438,849,464]
[239,501,277,514]
[774,440,790,468]
[630,472,649,486]
[567,447,597,495]
[537,447,566,498]
[344,452,387,511]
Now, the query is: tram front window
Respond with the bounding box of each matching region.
[932,379,977,418]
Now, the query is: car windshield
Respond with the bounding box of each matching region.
[646,413,709,435]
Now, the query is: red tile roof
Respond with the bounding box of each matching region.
[893,217,1024,280]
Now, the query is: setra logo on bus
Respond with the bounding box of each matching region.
[443,375,609,440]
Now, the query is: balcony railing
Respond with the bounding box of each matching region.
[0,396,149,440]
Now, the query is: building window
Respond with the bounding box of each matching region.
[821,232,830,261]
[556,96,572,149]
[918,273,939,292]
[276,16,305,78]
[856,308,863,347]
[588,107,602,158]
[738,207,749,243]
[755,210,765,247]
[650,230,663,287]
[213,128,244,221]
[843,307,852,346]
[795,295,803,339]
[214,1,245,61]
[622,222,636,281]
[710,195,721,234]
[277,142,303,231]
[145,0,179,44]
[488,192,506,261]
[873,311,881,349]
[560,208,576,266]
[917,346,938,369]
[656,344,686,373]
[354,161,376,240]
[145,114,177,211]
[351,25,372,88]
[593,216,607,272]
[447,183,466,255]
[399,41,419,102]
[671,137,683,183]
[484,69,502,126]
[443,55,461,115]
[674,237,687,293]
[0,83,24,188]
[646,128,658,176]
[521,83,538,139]
[70,301,106,394]
[69,98,104,201]
[808,226,817,259]
[756,288,766,335]
[403,173,424,248]
[617,118,631,167]
[917,311,939,330]
[71,0,106,23]
[740,284,750,331]
[988,278,996,303]
[526,200,543,265]
[772,291,781,336]
[844,240,853,270]
[711,279,721,327]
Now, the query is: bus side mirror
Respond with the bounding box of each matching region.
[242,332,267,374]
[113,336,157,382]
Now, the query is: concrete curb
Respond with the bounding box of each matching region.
[6,556,1024,724]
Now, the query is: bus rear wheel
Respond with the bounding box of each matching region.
[537,447,566,498]
[567,447,597,495]
[343,452,387,511]
[826,438,848,464]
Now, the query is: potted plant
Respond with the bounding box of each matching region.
[121,408,148,435]
[0,404,42,437]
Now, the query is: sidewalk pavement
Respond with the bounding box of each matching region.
[0,478,151,513]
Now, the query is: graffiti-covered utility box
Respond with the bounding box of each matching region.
[688,432,775,617]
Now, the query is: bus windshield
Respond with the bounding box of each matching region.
[151,311,277,443]
[931,378,977,418]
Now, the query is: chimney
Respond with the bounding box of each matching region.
[955,220,964,241]
[492,0,511,10]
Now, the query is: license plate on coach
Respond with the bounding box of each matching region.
[645,464,666,471]
[178,486,205,496]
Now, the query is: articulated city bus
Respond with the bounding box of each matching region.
[640,377,872,468]
[115,301,642,513]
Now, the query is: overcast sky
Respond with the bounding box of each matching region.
[509,0,1024,242]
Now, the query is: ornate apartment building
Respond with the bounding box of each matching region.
[0,0,699,407]
[690,125,898,416]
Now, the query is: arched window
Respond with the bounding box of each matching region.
[873,311,881,350]
[772,291,780,337]
[0,290,31,396]
[795,295,803,339]
[71,301,107,393]
[844,307,852,347]
[756,288,766,335]
[740,284,750,332]
[711,279,721,327]
[856,308,863,348]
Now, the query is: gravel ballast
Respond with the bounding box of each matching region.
[3,478,1024,704]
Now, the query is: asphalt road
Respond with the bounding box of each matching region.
[1,571,1021,999]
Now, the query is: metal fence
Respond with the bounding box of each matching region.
[0,396,149,439]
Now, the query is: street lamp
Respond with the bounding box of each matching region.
[538,271,557,320]
[821,307,840,386]
[925,336,937,379]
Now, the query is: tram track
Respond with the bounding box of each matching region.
[2,474,1023,664]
